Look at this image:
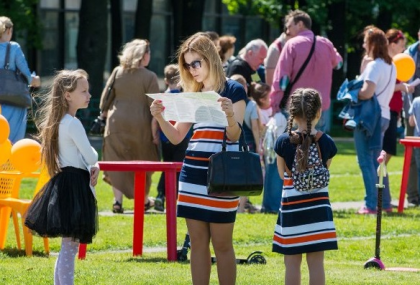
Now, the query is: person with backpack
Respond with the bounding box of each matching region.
[272,88,337,285]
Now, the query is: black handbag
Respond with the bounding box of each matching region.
[0,43,31,108]
[90,68,118,135]
[89,116,106,135]
[207,123,263,197]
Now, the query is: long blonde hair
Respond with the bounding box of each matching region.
[36,69,88,176]
[0,16,13,37]
[118,39,150,72]
[177,32,226,92]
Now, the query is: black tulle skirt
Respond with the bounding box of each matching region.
[24,167,98,244]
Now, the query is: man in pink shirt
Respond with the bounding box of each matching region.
[270,10,342,132]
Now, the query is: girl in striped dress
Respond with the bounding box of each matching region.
[273,88,337,285]
[150,33,246,285]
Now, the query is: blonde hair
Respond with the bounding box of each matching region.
[0,16,13,37]
[36,69,88,176]
[177,32,226,92]
[118,39,150,72]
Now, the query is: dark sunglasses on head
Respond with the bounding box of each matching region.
[183,59,203,71]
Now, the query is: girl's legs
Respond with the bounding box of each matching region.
[284,254,302,285]
[210,222,236,285]
[186,219,211,285]
[54,238,79,285]
[306,251,325,285]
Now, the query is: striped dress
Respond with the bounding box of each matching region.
[272,132,338,255]
[177,79,247,223]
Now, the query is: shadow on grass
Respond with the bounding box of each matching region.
[0,248,49,258]
[124,257,184,263]
[333,209,413,218]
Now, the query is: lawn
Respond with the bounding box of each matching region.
[1,141,420,284]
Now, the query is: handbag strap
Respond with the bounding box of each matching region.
[375,65,394,97]
[4,43,11,69]
[280,35,316,108]
[103,67,119,103]
[290,35,317,87]
[221,122,248,152]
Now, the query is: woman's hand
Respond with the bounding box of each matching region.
[150,100,165,119]
[90,166,100,186]
[30,76,41,88]
[217,97,234,117]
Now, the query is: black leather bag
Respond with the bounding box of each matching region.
[0,43,31,108]
[207,123,263,196]
[89,116,106,135]
[89,68,118,135]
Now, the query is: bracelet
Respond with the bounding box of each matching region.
[226,112,235,118]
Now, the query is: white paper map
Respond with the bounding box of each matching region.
[147,91,228,126]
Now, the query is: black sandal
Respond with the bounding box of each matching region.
[112,201,124,214]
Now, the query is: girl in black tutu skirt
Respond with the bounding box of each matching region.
[25,69,99,285]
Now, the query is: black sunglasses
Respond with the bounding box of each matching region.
[183,59,203,71]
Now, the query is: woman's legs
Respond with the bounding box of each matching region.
[210,222,236,285]
[112,187,123,204]
[186,219,211,285]
[54,238,79,285]
[145,172,153,204]
[284,254,302,285]
[306,251,325,285]
[354,128,380,210]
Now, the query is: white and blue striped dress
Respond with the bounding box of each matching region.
[177,79,247,223]
[273,132,338,255]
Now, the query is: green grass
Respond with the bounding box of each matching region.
[1,141,420,284]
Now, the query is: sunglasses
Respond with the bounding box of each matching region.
[183,59,203,71]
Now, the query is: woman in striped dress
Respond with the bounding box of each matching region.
[150,33,246,285]
[273,88,337,285]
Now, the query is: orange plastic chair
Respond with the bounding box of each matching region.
[0,162,50,255]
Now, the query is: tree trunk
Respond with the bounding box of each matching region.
[77,0,108,100]
[134,0,153,39]
[171,0,206,52]
[110,0,123,70]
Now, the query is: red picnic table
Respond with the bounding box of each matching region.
[78,161,182,261]
[398,137,420,213]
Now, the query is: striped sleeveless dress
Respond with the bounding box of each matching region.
[272,132,338,255]
[177,79,247,223]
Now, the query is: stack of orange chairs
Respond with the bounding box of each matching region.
[0,161,50,256]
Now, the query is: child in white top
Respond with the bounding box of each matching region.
[25,69,99,285]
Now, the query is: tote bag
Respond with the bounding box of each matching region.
[0,43,31,108]
[207,123,263,197]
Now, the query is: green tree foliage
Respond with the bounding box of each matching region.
[0,0,42,49]
[222,0,420,79]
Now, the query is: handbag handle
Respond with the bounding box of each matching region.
[221,122,248,152]
[4,43,11,69]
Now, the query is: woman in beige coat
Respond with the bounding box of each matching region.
[99,39,160,213]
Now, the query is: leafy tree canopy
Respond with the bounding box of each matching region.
[0,0,42,48]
